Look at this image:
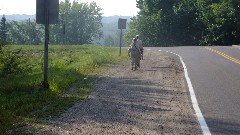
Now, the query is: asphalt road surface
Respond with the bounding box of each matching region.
[149,46,240,135]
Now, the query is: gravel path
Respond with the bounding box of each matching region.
[36,50,203,135]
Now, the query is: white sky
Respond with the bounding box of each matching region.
[0,0,139,16]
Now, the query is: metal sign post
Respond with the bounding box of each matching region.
[36,0,59,89]
[43,0,49,88]
[120,29,123,56]
[118,18,127,56]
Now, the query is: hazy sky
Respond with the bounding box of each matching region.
[0,0,139,16]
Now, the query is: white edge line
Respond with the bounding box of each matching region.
[159,50,211,135]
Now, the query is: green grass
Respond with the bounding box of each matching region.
[0,44,128,134]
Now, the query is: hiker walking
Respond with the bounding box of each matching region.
[136,35,144,60]
[128,38,141,70]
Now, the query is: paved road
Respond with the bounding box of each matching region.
[148,46,240,135]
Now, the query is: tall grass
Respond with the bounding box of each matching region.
[0,45,127,133]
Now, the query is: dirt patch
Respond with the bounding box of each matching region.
[36,50,203,135]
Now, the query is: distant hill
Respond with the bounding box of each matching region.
[0,14,132,24]
[0,14,35,21]
[102,15,132,24]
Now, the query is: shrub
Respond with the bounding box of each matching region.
[0,47,32,76]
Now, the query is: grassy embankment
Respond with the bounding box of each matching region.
[0,45,128,133]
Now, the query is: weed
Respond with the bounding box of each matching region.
[0,45,127,133]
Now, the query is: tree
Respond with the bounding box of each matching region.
[124,16,139,45]
[126,0,240,46]
[7,20,43,45]
[27,19,42,45]
[138,0,178,46]
[52,0,72,44]
[104,35,114,46]
[0,15,7,46]
[4,0,103,45]
[7,21,28,44]
[194,0,240,45]
[50,0,103,45]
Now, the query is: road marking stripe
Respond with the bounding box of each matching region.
[159,50,211,135]
[205,47,240,65]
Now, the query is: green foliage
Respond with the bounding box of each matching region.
[100,22,123,46]
[0,47,32,76]
[104,35,115,46]
[0,15,7,46]
[50,0,103,45]
[196,0,240,45]
[0,45,127,133]
[7,20,43,45]
[6,0,103,45]
[124,16,140,45]
[127,0,240,46]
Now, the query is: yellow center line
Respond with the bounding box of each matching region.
[205,47,240,65]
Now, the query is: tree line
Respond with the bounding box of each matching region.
[125,0,240,46]
[0,0,102,45]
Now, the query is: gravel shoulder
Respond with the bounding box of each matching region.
[36,50,203,135]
